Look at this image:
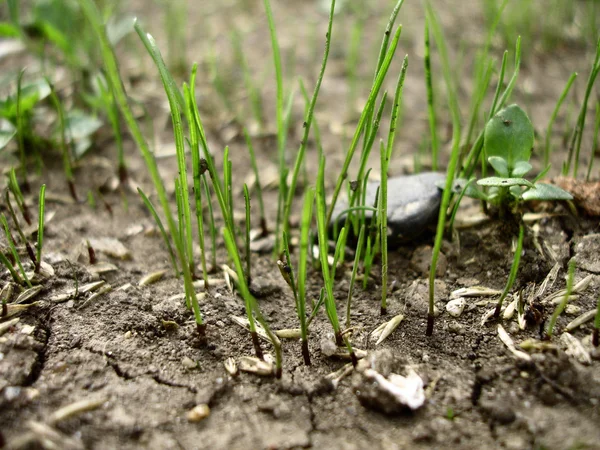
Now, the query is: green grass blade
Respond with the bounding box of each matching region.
[1,213,30,288]
[424,19,439,170]
[243,184,252,284]
[326,25,403,228]
[494,223,524,318]
[35,184,46,273]
[379,139,389,315]
[544,72,577,166]
[298,188,315,364]
[244,129,268,235]
[546,258,576,338]
[346,224,365,328]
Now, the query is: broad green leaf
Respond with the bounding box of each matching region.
[477,177,535,188]
[488,156,509,177]
[511,161,532,177]
[0,22,20,37]
[522,183,573,201]
[484,104,534,170]
[0,119,16,150]
[0,79,51,119]
[64,109,102,141]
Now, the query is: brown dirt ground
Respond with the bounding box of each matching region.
[1,1,600,449]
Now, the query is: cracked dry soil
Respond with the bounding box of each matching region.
[2,0,600,448]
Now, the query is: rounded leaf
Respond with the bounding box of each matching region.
[484,104,534,170]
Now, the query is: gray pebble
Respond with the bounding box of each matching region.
[332,172,445,242]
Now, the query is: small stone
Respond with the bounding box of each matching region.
[446,298,466,317]
[447,322,465,335]
[480,399,516,425]
[182,357,197,370]
[332,172,445,243]
[574,234,600,273]
[187,404,210,422]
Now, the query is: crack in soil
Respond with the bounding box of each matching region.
[23,314,51,387]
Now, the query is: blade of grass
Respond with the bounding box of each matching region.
[35,184,46,273]
[15,70,29,191]
[0,213,31,288]
[424,19,439,170]
[379,140,389,315]
[493,222,524,318]
[544,72,577,166]
[8,168,31,225]
[546,258,576,338]
[244,129,268,236]
[326,25,403,228]
[297,188,315,365]
[425,1,462,336]
[5,191,36,266]
[243,184,252,284]
[137,188,178,276]
[346,224,365,328]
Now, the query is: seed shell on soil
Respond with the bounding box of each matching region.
[187,404,210,423]
[239,356,273,376]
[0,317,20,336]
[497,325,532,362]
[15,285,43,304]
[560,332,592,365]
[565,310,597,332]
[371,314,404,345]
[138,269,168,286]
[451,286,501,299]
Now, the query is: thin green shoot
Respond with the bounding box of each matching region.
[243,184,252,284]
[35,184,45,273]
[326,25,403,228]
[566,38,600,177]
[47,78,77,201]
[280,0,335,255]
[331,226,348,281]
[346,14,364,116]
[386,56,408,161]
[0,213,31,288]
[447,178,475,235]
[0,250,21,284]
[346,224,365,328]
[5,191,36,266]
[298,79,323,159]
[223,227,283,372]
[425,1,462,336]
[244,129,268,236]
[546,259,576,338]
[183,80,209,288]
[493,223,524,318]
[544,72,577,166]
[137,187,178,277]
[586,102,600,181]
[297,188,315,364]
[15,70,29,191]
[379,140,389,315]
[316,155,357,365]
[362,186,380,290]
[424,18,439,170]
[593,291,599,346]
[8,168,31,225]
[231,29,264,129]
[78,0,179,289]
[202,175,217,271]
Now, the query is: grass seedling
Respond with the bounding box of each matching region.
[424,18,439,170]
[47,79,78,201]
[564,38,600,177]
[243,184,252,284]
[15,70,29,192]
[5,191,36,265]
[137,188,178,276]
[223,227,284,371]
[326,22,403,227]
[244,130,268,236]
[184,70,209,287]
[231,30,264,129]
[316,155,357,366]
[546,259,576,339]
[346,224,365,328]
[362,187,380,290]
[544,72,577,166]
[425,1,462,336]
[280,0,336,255]
[345,12,364,116]
[586,102,600,181]
[202,176,218,271]
[493,223,524,318]
[0,250,21,285]
[593,292,599,347]
[0,214,31,288]
[379,141,389,315]
[35,184,46,273]
[297,188,315,364]
[7,169,31,226]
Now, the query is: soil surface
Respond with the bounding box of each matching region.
[1,1,600,449]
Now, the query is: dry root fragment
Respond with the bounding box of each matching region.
[48,397,106,425]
